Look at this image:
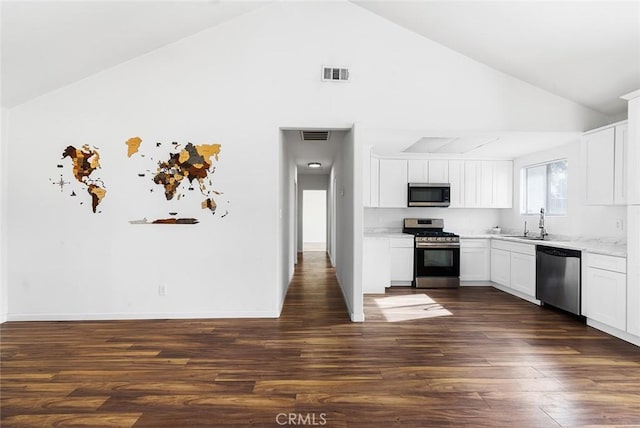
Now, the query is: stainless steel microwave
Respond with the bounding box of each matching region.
[408,183,451,207]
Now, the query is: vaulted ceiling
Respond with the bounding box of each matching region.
[2,0,639,119]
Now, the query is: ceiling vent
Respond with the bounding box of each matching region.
[301,130,331,141]
[322,66,349,82]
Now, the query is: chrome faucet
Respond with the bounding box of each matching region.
[523,220,528,237]
[539,208,548,239]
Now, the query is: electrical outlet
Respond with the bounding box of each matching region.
[158,284,167,296]
[615,219,624,230]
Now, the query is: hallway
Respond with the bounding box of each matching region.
[2,252,640,427]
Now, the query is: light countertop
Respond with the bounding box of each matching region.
[364,229,627,257]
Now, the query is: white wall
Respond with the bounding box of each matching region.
[278,130,297,311]
[4,1,608,321]
[365,208,502,235]
[333,127,363,321]
[0,107,7,323]
[499,140,627,239]
[297,174,329,251]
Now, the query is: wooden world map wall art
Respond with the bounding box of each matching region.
[50,137,229,224]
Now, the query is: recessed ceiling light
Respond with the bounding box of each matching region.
[307,162,322,168]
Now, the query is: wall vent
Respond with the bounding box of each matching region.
[322,66,349,82]
[301,130,331,141]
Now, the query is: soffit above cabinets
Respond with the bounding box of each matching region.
[363,128,582,160]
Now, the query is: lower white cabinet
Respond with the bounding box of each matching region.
[490,248,510,287]
[460,239,490,281]
[510,252,536,296]
[390,237,414,285]
[584,253,627,331]
[490,240,536,300]
[363,238,390,293]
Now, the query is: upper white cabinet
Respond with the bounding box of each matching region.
[365,153,512,210]
[614,123,628,205]
[407,160,449,183]
[379,159,408,208]
[584,121,627,206]
[464,160,513,209]
[448,160,465,208]
[429,160,449,183]
[407,160,428,183]
[370,157,380,207]
[464,161,482,208]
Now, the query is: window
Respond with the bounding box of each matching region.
[521,159,567,215]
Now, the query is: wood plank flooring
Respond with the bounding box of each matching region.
[2,252,640,427]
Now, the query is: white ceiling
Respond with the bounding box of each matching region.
[1,0,638,161]
[0,1,270,107]
[2,0,638,115]
[353,0,640,118]
[282,130,342,175]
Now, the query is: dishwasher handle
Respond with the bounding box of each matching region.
[536,245,581,259]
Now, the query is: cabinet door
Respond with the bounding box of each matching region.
[363,238,390,293]
[510,252,536,296]
[493,161,513,208]
[480,161,494,207]
[585,267,627,331]
[627,206,640,336]
[490,248,510,287]
[448,160,465,208]
[464,161,482,208]
[390,247,414,282]
[407,160,429,183]
[585,127,615,205]
[614,124,628,205]
[370,157,380,207]
[460,240,490,281]
[379,159,408,208]
[428,160,449,183]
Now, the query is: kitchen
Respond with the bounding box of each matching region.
[362,114,638,347]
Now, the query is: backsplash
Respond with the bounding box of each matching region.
[364,208,501,234]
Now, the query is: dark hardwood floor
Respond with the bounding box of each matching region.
[2,252,640,427]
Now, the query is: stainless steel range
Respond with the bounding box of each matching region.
[403,218,460,288]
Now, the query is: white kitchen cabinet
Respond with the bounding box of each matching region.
[390,237,414,285]
[509,252,536,296]
[480,161,494,207]
[464,161,482,208]
[490,248,510,287]
[614,123,628,205]
[370,157,380,207]
[585,262,627,331]
[460,239,490,281]
[448,160,465,208]
[379,159,407,208]
[584,126,616,205]
[407,160,428,183]
[584,122,629,206]
[490,240,537,300]
[429,160,449,183]
[492,161,513,208]
[407,159,448,183]
[627,205,640,336]
[363,237,390,293]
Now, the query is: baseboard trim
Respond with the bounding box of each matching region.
[491,283,541,306]
[587,319,640,347]
[7,310,280,322]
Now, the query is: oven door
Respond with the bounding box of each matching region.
[414,245,460,288]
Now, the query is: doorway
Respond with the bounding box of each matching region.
[302,189,327,252]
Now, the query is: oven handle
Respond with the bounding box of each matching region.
[415,243,461,249]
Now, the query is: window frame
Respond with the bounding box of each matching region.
[520,158,568,217]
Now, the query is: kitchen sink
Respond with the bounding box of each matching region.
[502,235,546,241]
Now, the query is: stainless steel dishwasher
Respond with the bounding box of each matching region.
[536,245,582,315]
